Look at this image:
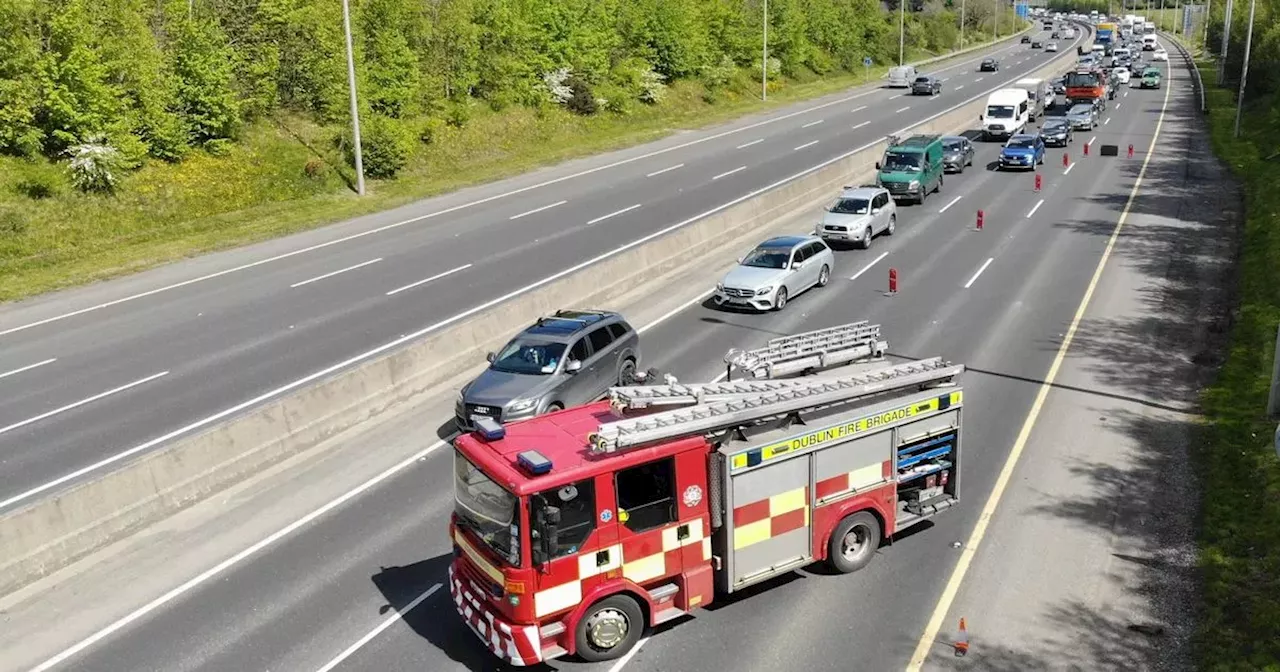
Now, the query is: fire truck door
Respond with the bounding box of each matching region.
[529,475,613,620]
[613,454,704,587]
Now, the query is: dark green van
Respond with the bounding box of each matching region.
[875,134,945,205]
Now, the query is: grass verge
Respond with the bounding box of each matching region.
[0,30,1030,304]
[1193,61,1280,671]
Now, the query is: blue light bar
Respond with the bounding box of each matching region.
[476,417,506,441]
[517,450,553,475]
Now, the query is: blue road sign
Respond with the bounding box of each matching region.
[863,57,873,67]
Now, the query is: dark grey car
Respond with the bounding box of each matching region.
[912,75,942,96]
[455,310,641,431]
[941,135,974,173]
[1040,118,1073,147]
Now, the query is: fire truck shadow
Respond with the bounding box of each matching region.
[369,555,564,672]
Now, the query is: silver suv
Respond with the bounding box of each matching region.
[814,186,897,250]
[455,309,641,431]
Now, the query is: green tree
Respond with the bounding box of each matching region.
[359,0,422,118]
[168,14,241,145]
[0,0,44,156]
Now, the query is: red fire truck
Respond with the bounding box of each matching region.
[448,321,965,665]
[1064,67,1109,108]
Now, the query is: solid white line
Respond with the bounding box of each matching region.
[385,264,473,296]
[0,358,56,381]
[852,121,871,130]
[849,252,889,281]
[28,437,452,672]
[736,139,763,149]
[794,140,819,151]
[290,258,382,288]
[712,166,748,181]
[851,105,868,113]
[587,203,643,225]
[509,199,568,220]
[2,47,1076,511]
[0,371,169,438]
[938,195,962,213]
[895,106,911,113]
[963,258,994,289]
[1026,199,1045,218]
[608,636,651,672]
[1064,162,1076,174]
[314,583,442,672]
[906,53,1176,671]
[802,119,824,128]
[645,163,685,178]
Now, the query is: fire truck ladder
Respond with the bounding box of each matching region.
[722,320,887,380]
[589,357,963,453]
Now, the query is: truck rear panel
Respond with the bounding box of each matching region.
[711,387,963,591]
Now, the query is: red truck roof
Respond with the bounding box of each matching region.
[454,401,708,496]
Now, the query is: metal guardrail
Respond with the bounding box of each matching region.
[1160,31,1206,114]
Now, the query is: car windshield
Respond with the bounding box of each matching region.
[1007,137,1035,149]
[983,60,995,65]
[882,150,922,171]
[943,139,965,151]
[915,77,930,83]
[1070,105,1093,115]
[454,452,522,566]
[1065,72,1100,87]
[987,105,1015,119]
[1044,120,1068,130]
[828,197,870,215]
[489,338,567,375]
[741,246,791,269]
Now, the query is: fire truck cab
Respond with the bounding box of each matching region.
[448,322,965,665]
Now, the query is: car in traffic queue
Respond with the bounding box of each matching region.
[1066,102,1100,130]
[912,75,943,96]
[1039,118,1074,147]
[814,186,898,249]
[1046,42,1059,52]
[1051,76,1067,94]
[714,235,835,311]
[997,134,1046,171]
[455,310,641,432]
[1153,47,1168,61]
[941,135,975,173]
[1021,34,1033,43]
[980,58,1000,72]
[1113,67,1131,85]
[876,134,947,204]
[1140,67,1162,88]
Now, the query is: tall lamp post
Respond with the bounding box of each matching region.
[1233,0,1256,137]
[341,0,365,196]
[899,0,906,65]
[762,0,769,100]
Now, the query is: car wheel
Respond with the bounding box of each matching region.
[773,287,789,311]
[886,215,897,236]
[860,226,874,250]
[617,358,637,386]
[574,594,645,663]
[546,402,564,413]
[937,174,944,192]
[826,511,882,574]
[817,264,831,287]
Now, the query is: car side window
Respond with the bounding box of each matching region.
[532,478,595,559]
[793,246,811,264]
[809,241,829,256]
[587,326,614,355]
[568,338,590,364]
[616,458,677,532]
[607,322,629,341]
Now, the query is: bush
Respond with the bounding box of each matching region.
[204,138,233,156]
[15,175,57,200]
[701,55,738,90]
[303,157,326,179]
[594,83,633,115]
[65,136,126,194]
[418,117,446,145]
[445,102,470,129]
[565,75,597,115]
[345,114,412,179]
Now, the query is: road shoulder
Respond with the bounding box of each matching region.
[919,59,1239,670]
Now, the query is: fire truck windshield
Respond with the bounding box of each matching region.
[1065,71,1100,88]
[454,452,522,565]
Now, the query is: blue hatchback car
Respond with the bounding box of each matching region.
[998,134,1046,171]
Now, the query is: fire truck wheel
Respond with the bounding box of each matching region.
[827,511,882,574]
[575,594,645,662]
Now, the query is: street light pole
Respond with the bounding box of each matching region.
[1220,0,1233,84]
[899,0,906,65]
[1233,0,1255,137]
[1202,0,1211,52]
[341,0,365,196]
[762,0,769,100]
[960,0,966,49]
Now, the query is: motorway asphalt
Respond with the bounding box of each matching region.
[14,52,1186,672]
[0,26,1083,509]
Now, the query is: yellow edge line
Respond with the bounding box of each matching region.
[904,56,1178,669]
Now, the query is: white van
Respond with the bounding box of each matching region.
[1012,77,1052,118]
[980,89,1030,141]
[1142,34,1158,50]
[1114,47,1131,61]
[888,65,918,88]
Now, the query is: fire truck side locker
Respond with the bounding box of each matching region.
[708,387,964,594]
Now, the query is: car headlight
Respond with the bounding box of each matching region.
[756,286,773,296]
[716,282,724,291]
[508,398,537,413]
[908,180,920,189]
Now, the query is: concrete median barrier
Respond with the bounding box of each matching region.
[0,44,1081,597]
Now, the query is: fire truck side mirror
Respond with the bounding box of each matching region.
[532,503,561,566]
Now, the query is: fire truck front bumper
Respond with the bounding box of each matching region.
[448,565,545,666]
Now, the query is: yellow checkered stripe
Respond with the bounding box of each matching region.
[732,486,809,551]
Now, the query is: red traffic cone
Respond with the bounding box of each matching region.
[954,617,970,657]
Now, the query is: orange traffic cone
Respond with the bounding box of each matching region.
[954,617,970,657]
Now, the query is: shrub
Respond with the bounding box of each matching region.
[65,136,126,194]
[701,55,738,90]
[639,67,668,104]
[303,157,326,179]
[541,68,573,105]
[418,117,446,145]
[594,83,633,115]
[344,114,412,179]
[445,102,470,129]
[204,138,233,156]
[565,75,597,115]
[15,175,57,200]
